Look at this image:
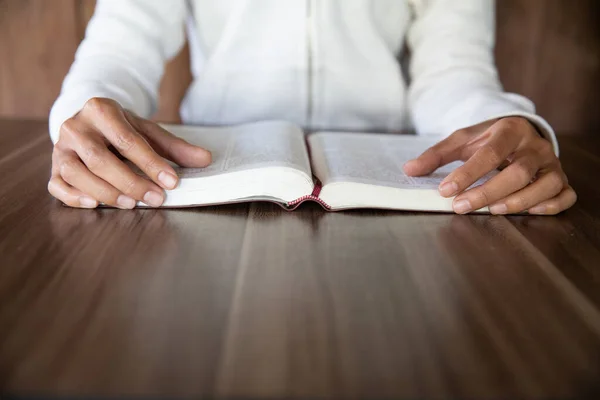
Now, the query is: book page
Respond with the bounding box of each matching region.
[162,121,312,179]
[308,132,494,190]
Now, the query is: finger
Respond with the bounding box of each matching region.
[528,186,577,215]
[403,130,470,177]
[71,134,166,207]
[81,98,180,190]
[439,124,523,198]
[451,148,543,214]
[58,151,137,209]
[48,176,98,209]
[125,112,212,168]
[485,170,567,215]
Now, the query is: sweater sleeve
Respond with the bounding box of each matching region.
[49,0,187,144]
[406,0,558,155]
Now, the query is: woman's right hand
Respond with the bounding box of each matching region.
[48,97,212,209]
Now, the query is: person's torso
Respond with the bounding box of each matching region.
[181,0,415,132]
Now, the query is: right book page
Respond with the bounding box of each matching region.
[308,132,495,212]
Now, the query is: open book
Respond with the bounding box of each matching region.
[149,121,493,212]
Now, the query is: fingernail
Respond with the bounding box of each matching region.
[454,199,472,214]
[439,181,459,197]
[529,205,546,215]
[117,195,136,209]
[199,149,212,164]
[158,171,178,189]
[489,204,508,215]
[79,196,98,209]
[403,159,417,172]
[143,191,164,208]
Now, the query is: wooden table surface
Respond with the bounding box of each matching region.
[1,119,600,399]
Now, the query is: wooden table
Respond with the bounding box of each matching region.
[1,119,600,399]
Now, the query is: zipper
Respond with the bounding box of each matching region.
[306,0,314,128]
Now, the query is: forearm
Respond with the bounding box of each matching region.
[49,0,187,143]
[406,0,558,154]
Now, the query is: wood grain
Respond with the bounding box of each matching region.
[0,119,600,399]
[0,0,82,119]
[0,0,189,123]
[495,0,600,133]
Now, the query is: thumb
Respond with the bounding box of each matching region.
[126,113,212,168]
[403,133,466,177]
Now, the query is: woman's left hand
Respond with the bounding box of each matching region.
[403,117,577,215]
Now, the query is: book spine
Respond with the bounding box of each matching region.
[286,181,331,210]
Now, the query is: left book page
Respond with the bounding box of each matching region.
[140,121,314,207]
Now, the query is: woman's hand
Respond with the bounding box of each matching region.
[403,117,576,215]
[48,97,212,209]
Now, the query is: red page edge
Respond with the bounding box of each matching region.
[285,181,332,211]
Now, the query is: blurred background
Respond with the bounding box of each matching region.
[0,0,599,132]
